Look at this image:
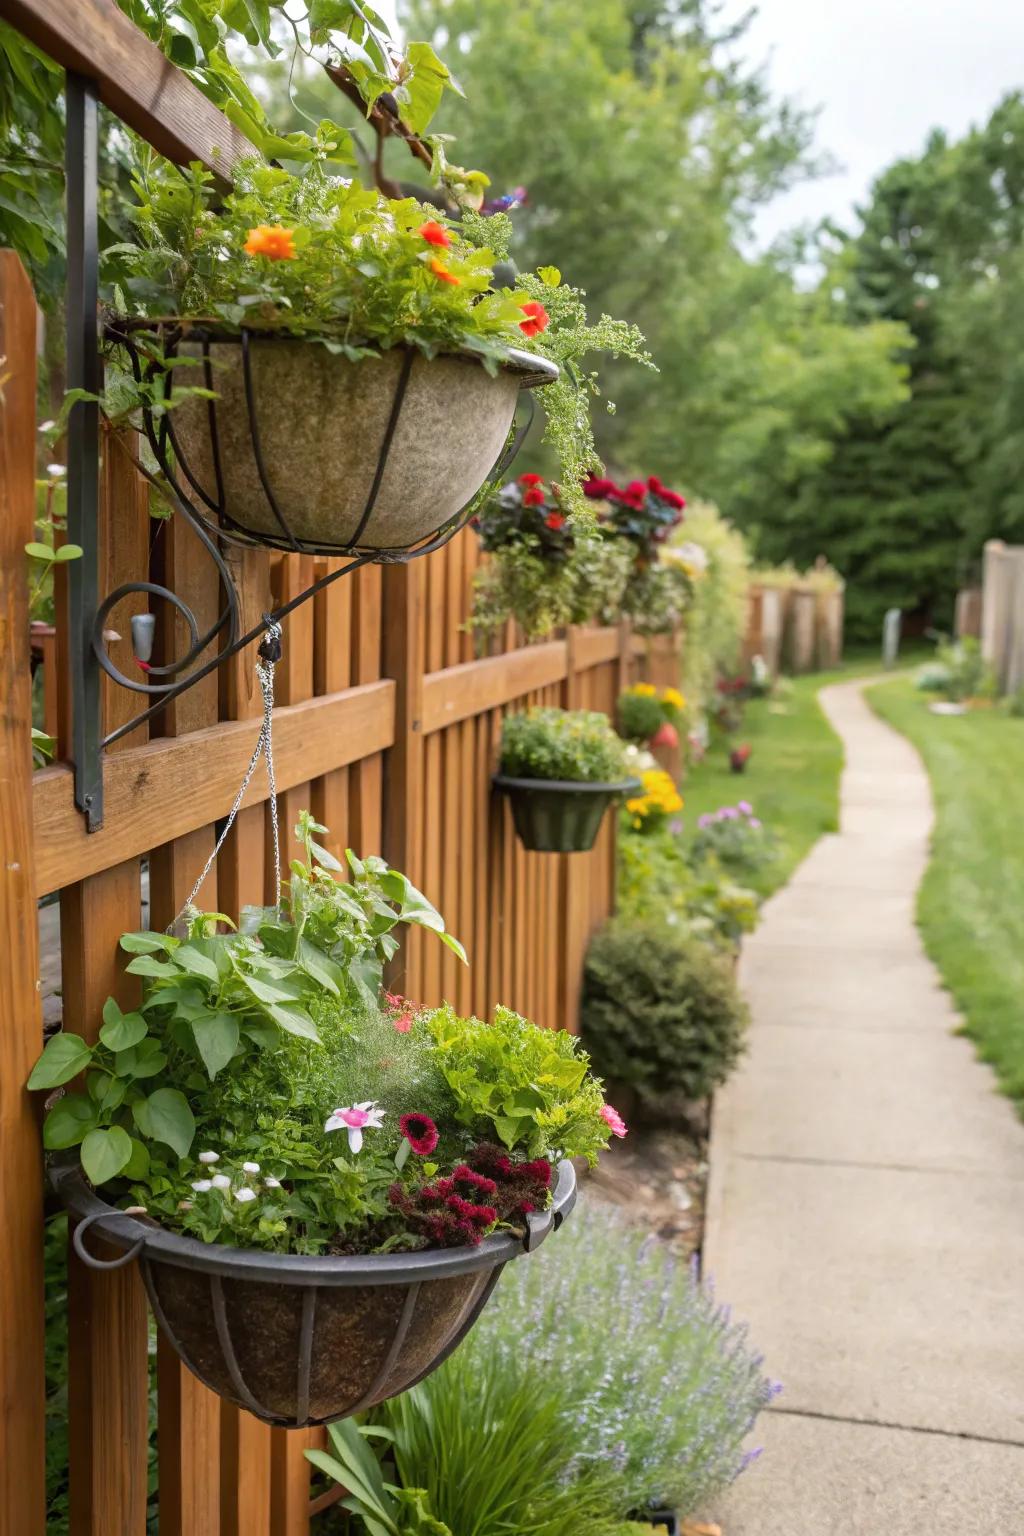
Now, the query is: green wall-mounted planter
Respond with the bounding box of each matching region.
[494,775,641,854]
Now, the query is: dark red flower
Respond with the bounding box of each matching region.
[519,472,545,487]
[659,487,686,510]
[523,486,546,507]
[452,1164,498,1199]
[519,300,549,336]
[399,1112,439,1156]
[647,474,664,493]
[545,511,567,530]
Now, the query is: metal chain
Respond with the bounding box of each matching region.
[171,619,283,931]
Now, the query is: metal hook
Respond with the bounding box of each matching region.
[72,1210,148,1271]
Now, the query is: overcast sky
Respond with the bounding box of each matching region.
[716,0,1024,241]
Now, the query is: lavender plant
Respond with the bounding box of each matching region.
[376,1201,778,1523]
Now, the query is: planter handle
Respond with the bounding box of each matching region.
[72,1210,148,1271]
[523,1158,578,1252]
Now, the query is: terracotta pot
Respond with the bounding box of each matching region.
[168,336,558,552]
[52,1157,576,1428]
[494,775,641,854]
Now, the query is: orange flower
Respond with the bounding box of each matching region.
[519,299,549,336]
[243,225,296,261]
[429,257,461,286]
[418,220,452,248]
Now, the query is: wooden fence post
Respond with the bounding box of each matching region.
[382,560,425,998]
[0,249,48,1536]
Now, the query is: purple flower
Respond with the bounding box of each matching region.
[738,800,753,815]
[697,814,711,829]
[722,806,740,820]
[749,817,762,829]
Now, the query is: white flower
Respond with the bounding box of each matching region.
[234,1187,257,1204]
[38,419,55,433]
[198,1150,220,1165]
[191,1179,213,1193]
[264,1176,282,1189]
[46,463,65,477]
[324,1101,385,1155]
[242,1161,260,1174]
[211,1174,231,1190]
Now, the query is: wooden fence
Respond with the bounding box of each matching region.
[743,582,844,675]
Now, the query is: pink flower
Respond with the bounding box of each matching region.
[324,1101,385,1154]
[601,1103,628,1138]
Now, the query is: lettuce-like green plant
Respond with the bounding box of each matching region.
[425,1003,609,1162]
[499,707,629,783]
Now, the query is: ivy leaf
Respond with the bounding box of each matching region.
[81,1126,133,1186]
[43,1093,98,1148]
[192,1013,240,1080]
[144,1088,195,1159]
[99,1010,148,1052]
[28,1032,92,1089]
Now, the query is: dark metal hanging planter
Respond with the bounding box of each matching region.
[52,1155,576,1429]
[630,1513,679,1533]
[493,775,641,853]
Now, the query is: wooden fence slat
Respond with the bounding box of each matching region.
[349,566,384,855]
[0,249,48,1536]
[382,562,424,997]
[148,512,223,1536]
[63,863,149,1536]
[0,0,256,174]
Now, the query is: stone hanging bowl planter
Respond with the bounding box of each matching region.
[51,1156,576,1429]
[163,332,559,554]
[494,775,642,854]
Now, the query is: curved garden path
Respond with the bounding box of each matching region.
[705,677,1024,1533]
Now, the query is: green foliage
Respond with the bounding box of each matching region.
[617,686,669,742]
[677,502,751,714]
[425,1004,609,1162]
[691,802,775,877]
[373,1201,777,1523]
[581,919,748,1103]
[499,707,628,783]
[307,1418,454,1535]
[915,636,992,703]
[868,677,1024,1115]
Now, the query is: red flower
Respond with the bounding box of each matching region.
[545,511,567,530]
[399,1113,439,1156]
[647,475,664,494]
[519,300,549,336]
[583,475,619,500]
[519,472,545,487]
[384,991,416,1033]
[523,486,546,507]
[651,721,680,749]
[600,1103,628,1138]
[418,220,451,247]
[657,486,686,510]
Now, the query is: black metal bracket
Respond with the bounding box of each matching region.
[62,68,539,832]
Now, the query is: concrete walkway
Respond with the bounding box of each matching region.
[706,678,1024,1533]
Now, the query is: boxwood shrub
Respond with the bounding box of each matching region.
[499,707,629,783]
[581,919,748,1103]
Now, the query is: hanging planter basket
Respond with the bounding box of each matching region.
[631,1514,678,1534]
[52,1155,575,1429]
[494,775,641,854]
[113,322,558,556]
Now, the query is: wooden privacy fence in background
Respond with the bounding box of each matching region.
[743,581,844,676]
[1,256,679,1536]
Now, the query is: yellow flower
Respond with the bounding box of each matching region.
[632,683,657,697]
[663,687,685,712]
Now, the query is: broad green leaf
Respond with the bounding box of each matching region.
[122,1136,150,1180]
[192,1012,240,1079]
[401,42,452,135]
[144,1088,195,1158]
[244,973,305,1007]
[297,937,342,996]
[81,1126,132,1185]
[175,944,220,984]
[125,954,180,980]
[439,930,468,964]
[54,543,83,562]
[43,1093,98,1148]
[99,1010,148,1052]
[268,1004,320,1043]
[309,840,343,873]
[24,541,55,561]
[119,932,179,955]
[28,1032,92,1089]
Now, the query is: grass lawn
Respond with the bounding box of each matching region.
[867,678,1024,1116]
[682,668,855,900]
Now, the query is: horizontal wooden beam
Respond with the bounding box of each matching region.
[572,627,620,668]
[33,681,395,895]
[422,643,567,734]
[0,0,256,176]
